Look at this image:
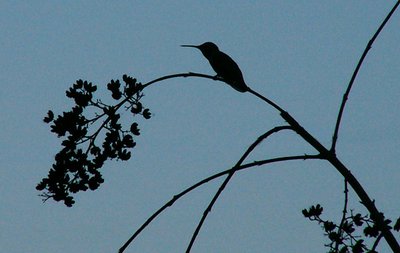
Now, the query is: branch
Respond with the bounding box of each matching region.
[142,72,222,89]
[281,111,400,252]
[136,71,400,251]
[372,233,384,251]
[243,87,400,251]
[118,154,320,253]
[247,87,285,113]
[185,126,293,252]
[123,13,400,247]
[334,179,349,252]
[331,1,400,152]
[118,126,321,253]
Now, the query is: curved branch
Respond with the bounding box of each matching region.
[372,233,384,251]
[331,1,400,152]
[185,126,293,252]
[137,70,400,251]
[281,111,400,252]
[118,154,320,253]
[141,73,286,115]
[142,72,221,89]
[121,13,400,248]
[118,126,308,253]
[136,70,400,251]
[245,82,400,251]
[247,87,285,113]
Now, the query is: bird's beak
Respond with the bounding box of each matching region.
[180,44,199,48]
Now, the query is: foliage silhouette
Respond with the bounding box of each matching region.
[38,2,400,253]
[37,75,150,206]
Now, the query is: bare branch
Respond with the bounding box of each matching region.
[186,126,293,252]
[334,179,349,252]
[118,154,320,253]
[142,72,222,89]
[331,1,400,152]
[281,110,400,252]
[247,87,285,113]
[118,125,320,253]
[138,68,400,252]
[372,233,384,251]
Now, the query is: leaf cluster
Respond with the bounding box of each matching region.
[303,204,400,253]
[37,75,150,206]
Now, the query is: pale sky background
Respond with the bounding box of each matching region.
[1,1,400,253]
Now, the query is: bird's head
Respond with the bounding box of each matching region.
[181,42,219,58]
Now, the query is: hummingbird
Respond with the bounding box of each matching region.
[181,42,249,93]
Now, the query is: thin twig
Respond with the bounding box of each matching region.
[118,154,320,253]
[372,233,384,251]
[331,1,400,152]
[142,72,221,89]
[118,125,316,253]
[281,109,400,252]
[119,13,400,247]
[142,73,286,114]
[246,88,400,251]
[334,179,349,252]
[185,126,293,252]
[247,87,285,113]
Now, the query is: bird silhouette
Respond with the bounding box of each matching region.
[181,42,249,93]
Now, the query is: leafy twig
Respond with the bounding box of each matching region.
[335,179,349,252]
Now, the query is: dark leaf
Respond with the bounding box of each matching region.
[302,208,310,218]
[122,134,135,148]
[364,226,379,238]
[339,246,348,253]
[118,149,131,160]
[394,217,400,231]
[343,221,355,234]
[43,110,54,123]
[112,90,122,100]
[90,146,101,156]
[74,93,91,107]
[123,74,137,85]
[351,240,364,253]
[328,232,341,243]
[74,79,84,89]
[88,177,100,191]
[324,221,336,232]
[143,108,151,119]
[64,196,75,207]
[83,81,97,93]
[36,180,48,191]
[130,122,140,135]
[107,79,121,92]
[353,213,364,226]
[131,102,143,114]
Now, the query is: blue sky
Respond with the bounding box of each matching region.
[1,1,399,252]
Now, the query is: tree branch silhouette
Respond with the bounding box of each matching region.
[142,72,220,89]
[119,153,320,253]
[331,1,400,152]
[41,69,400,252]
[334,179,349,252]
[185,126,293,252]
[119,125,302,253]
[245,85,400,251]
[38,77,150,206]
[38,3,400,252]
[280,109,400,252]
